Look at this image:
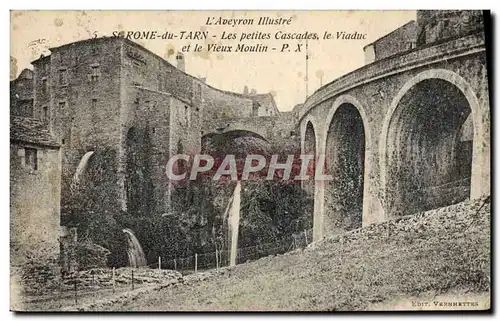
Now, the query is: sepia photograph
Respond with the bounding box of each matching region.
[8,9,491,312]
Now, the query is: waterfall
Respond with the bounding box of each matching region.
[122,228,147,268]
[71,151,94,192]
[228,181,241,267]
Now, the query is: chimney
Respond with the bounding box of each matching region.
[243,85,249,95]
[176,52,185,72]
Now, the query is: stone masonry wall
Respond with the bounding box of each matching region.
[10,143,61,264]
[10,142,62,296]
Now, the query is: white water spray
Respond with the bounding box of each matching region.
[71,151,95,192]
[228,181,241,267]
[122,228,147,268]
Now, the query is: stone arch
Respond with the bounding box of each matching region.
[322,95,372,233]
[323,95,372,156]
[299,116,319,235]
[300,115,319,155]
[379,69,485,217]
[302,120,317,194]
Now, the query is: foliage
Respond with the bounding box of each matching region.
[64,134,311,268]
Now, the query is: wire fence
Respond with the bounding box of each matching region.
[146,228,314,274]
[50,228,314,307]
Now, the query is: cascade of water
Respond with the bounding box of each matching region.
[122,228,147,268]
[71,151,95,192]
[229,181,241,267]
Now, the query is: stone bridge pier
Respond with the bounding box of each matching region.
[300,32,490,241]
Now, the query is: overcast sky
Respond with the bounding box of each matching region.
[11,10,416,111]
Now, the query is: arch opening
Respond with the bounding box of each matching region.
[324,103,366,232]
[303,121,316,199]
[385,78,473,216]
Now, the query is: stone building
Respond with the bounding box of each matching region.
[363,21,417,64]
[10,116,61,281]
[28,36,283,219]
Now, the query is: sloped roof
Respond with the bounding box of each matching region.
[10,116,60,148]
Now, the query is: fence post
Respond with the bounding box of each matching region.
[131,269,134,290]
[174,258,177,271]
[304,229,308,245]
[195,253,198,273]
[158,256,161,271]
[74,277,78,305]
[112,267,116,293]
[216,249,219,271]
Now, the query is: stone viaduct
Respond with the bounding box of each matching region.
[299,32,490,241]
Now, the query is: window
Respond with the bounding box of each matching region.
[91,99,97,109]
[59,101,66,110]
[59,68,68,86]
[90,65,99,82]
[25,148,38,170]
[252,103,259,116]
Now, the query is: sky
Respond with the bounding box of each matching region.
[10,10,416,111]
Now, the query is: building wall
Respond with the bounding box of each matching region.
[364,21,416,63]
[117,40,203,212]
[120,85,202,215]
[10,142,61,265]
[201,85,255,133]
[33,38,124,207]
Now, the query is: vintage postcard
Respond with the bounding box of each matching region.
[9,10,491,311]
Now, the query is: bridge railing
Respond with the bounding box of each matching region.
[299,32,485,120]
